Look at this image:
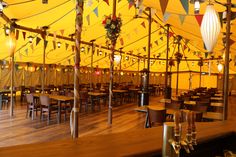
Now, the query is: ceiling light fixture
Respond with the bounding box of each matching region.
[190,0,205,14]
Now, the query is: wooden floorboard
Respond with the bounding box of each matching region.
[0,95,235,148]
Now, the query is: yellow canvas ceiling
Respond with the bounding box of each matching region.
[0,0,235,73]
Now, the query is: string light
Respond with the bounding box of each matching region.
[28,36,33,43]
[57,41,61,48]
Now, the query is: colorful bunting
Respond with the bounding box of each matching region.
[160,37,163,41]
[103,0,109,6]
[163,12,171,23]
[44,40,48,49]
[86,15,90,25]
[60,29,64,36]
[72,45,75,52]
[30,44,34,51]
[143,46,146,51]
[93,7,99,17]
[53,31,57,41]
[120,37,124,45]
[36,37,41,46]
[183,45,187,50]
[141,21,146,28]
[168,32,174,38]
[195,14,203,26]
[154,40,158,46]
[25,48,28,56]
[86,0,93,7]
[160,0,169,15]
[65,43,69,50]
[205,52,208,58]
[22,31,26,40]
[180,0,189,14]
[218,12,223,28]
[16,30,19,40]
[178,14,186,25]
[53,41,56,50]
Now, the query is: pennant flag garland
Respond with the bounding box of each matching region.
[230,39,235,46]
[68,59,71,64]
[86,0,93,7]
[168,32,174,38]
[188,48,190,52]
[183,45,187,50]
[195,14,203,26]
[178,14,186,25]
[180,0,189,14]
[16,30,19,40]
[25,48,28,56]
[143,46,146,51]
[60,29,64,36]
[86,15,90,25]
[53,31,57,41]
[128,0,134,9]
[44,40,48,49]
[103,0,109,6]
[87,47,90,53]
[72,45,75,52]
[203,42,207,50]
[185,39,190,45]
[93,7,99,17]
[30,44,34,51]
[36,37,41,46]
[53,41,56,50]
[118,0,122,3]
[204,52,208,58]
[120,37,124,45]
[141,21,146,28]
[163,12,171,23]
[22,31,26,40]
[65,43,69,50]
[160,0,169,15]
[160,37,163,41]
[154,40,158,46]
[218,12,223,28]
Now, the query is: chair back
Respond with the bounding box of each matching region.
[79,91,89,102]
[26,94,34,104]
[147,107,166,127]
[40,95,50,106]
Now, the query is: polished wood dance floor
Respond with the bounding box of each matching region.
[0,95,235,148]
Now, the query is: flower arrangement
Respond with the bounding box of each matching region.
[169,58,175,67]
[198,58,203,66]
[102,15,122,44]
[174,52,183,64]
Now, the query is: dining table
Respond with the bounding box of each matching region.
[112,90,128,105]
[88,92,107,111]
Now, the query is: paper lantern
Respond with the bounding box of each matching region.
[200,4,220,54]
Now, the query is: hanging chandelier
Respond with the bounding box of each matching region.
[201,4,221,54]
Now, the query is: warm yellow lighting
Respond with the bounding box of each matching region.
[7,33,16,56]
[120,71,124,76]
[56,68,61,72]
[218,63,223,72]
[194,0,200,14]
[57,41,61,48]
[114,54,121,64]
[201,4,220,54]
[28,36,33,43]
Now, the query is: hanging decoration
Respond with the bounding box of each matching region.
[168,57,175,67]
[102,15,122,44]
[195,14,203,26]
[175,52,183,64]
[198,58,203,66]
[201,4,220,54]
[160,0,169,15]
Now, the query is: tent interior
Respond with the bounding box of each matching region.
[0,0,235,90]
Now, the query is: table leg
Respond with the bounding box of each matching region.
[145,112,149,128]
[0,94,2,110]
[58,100,61,123]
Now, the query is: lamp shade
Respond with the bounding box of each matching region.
[201,4,220,54]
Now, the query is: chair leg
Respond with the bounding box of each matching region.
[31,108,34,120]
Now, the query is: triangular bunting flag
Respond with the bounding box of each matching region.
[60,29,64,36]
[218,12,223,28]
[163,12,171,23]
[87,0,93,7]
[184,45,187,50]
[36,37,41,46]
[93,7,99,17]
[44,40,48,49]
[68,59,71,64]
[128,1,134,9]
[22,32,26,40]
[195,14,203,26]
[188,48,190,52]
[16,30,19,40]
[87,47,90,54]
[168,32,174,38]
[86,15,90,25]
[141,21,146,28]
[230,39,235,46]
[118,0,122,3]
[185,39,190,45]
[205,52,208,58]
[160,0,169,15]
[53,41,56,50]
[25,48,28,56]
[180,0,189,14]
[72,45,75,52]
[154,40,158,46]
[103,0,109,6]
[160,37,163,41]
[204,43,207,50]
[178,14,186,25]
[65,43,69,50]
[143,46,146,51]
[30,44,34,50]
[120,37,124,45]
[53,31,57,41]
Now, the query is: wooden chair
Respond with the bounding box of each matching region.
[147,107,166,127]
[26,94,40,120]
[39,95,58,124]
[79,91,90,112]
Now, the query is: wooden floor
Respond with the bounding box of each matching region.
[0,94,235,148]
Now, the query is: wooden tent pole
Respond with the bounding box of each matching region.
[119,48,122,84]
[108,0,117,125]
[164,24,170,98]
[223,0,231,120]
[199,66,202,87]
[72,0,84,138]
[90,40,95,90]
